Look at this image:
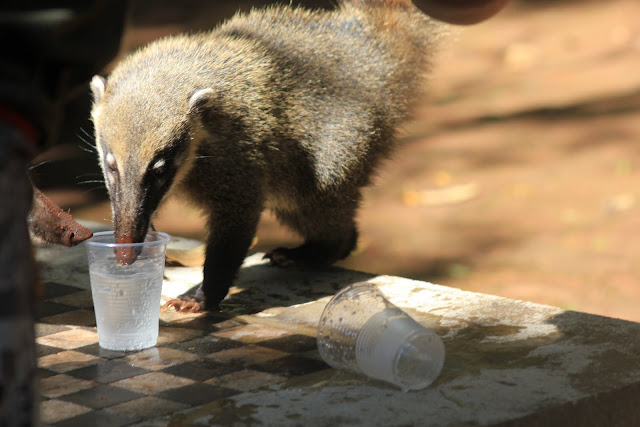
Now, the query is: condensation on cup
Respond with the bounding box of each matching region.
[86,231,169,351]
[317,282,445,391]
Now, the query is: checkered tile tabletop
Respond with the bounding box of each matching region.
[37,281,329,426]
[31,223,640,426]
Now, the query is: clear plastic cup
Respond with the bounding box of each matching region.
[86,231,169,351]
[317,282,445,391]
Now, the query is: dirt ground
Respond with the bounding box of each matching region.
[44,0,640,322]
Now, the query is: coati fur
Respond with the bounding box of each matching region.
[90,0,440,312]
[28,187,93,247]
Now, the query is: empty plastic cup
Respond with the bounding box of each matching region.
[86,231,169,351]
[317,282,445,391]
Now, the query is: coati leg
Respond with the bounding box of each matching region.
[265,196,360,268]
[164,204,261,313]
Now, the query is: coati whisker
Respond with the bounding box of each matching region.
[78,145,96,154]
[27,160,52,171]
[79,187,108,197]
[77,179,106,186]
[79,128,97,147]
[186,155,216,161]
[77,134,98,153]
[76,172,103,179]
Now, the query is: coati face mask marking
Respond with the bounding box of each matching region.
[103,152,118,187]
[105,152,117,172]
[138,133,190,217]
[91,74,196,261]
[100,147,120,203]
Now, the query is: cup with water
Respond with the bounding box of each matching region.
[86,230,169,351]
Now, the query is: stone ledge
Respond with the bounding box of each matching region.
[35,228,640,426]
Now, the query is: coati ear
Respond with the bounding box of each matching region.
[90,75,107,103]
[188,88,216,113]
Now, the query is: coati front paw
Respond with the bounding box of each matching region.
[162,283,222,313]
[162,297,205,313]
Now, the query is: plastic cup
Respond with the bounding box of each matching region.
[317,282,445,391]
[86,231,169,351]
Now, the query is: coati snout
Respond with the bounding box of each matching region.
[28,187,93,247]
[91,76,218,266]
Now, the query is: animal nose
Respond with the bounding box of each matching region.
[66,226,93,246]
[115,233,141,265]
[116,246,140,265]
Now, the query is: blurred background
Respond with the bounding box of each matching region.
[30,0,640,321]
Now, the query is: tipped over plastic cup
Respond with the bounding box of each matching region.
[86,231,169,351]
[317,282,445,391]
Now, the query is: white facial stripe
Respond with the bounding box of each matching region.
[106,152,117,171]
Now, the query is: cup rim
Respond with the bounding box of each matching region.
[317,282,386,334]
[86,230,170,248]
[322,282,381,310]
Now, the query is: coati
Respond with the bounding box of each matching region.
[90,0,440,312]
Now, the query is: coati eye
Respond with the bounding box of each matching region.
[151,159,167,176]
[105,153,117,173]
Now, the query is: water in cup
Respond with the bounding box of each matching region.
[86,230,169,351]
[89,258,164,351]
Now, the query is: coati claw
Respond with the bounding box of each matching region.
[162,298,205,313]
